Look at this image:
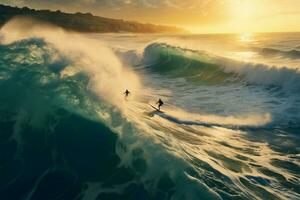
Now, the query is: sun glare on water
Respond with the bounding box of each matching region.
[239,33,254,43]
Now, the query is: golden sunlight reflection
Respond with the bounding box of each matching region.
[239,33,254,43]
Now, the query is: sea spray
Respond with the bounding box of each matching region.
[0,17,142,108]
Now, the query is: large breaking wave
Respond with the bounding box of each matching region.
[0,18,224,200]
[1,18,300,200]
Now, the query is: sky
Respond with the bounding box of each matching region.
[1,0,300,33]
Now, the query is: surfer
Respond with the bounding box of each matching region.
[124,89,130,98]
[156,98,164,111]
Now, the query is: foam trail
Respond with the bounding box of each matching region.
[157,107,272,127]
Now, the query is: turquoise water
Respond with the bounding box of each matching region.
[0,19,300,200]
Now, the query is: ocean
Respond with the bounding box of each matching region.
[0,19,299,200]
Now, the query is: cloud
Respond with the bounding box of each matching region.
[0,0,25,6]
[2,0,218,10]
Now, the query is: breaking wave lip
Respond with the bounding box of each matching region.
[141,43,300,92]
[0,17,143,109]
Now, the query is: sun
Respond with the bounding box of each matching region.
[224,0,264,33]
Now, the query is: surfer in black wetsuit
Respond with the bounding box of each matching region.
[156,98,164,111]
[124,89,130,98]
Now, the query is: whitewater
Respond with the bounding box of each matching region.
[0,18,299,200]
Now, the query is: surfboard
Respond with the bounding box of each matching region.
[149,104,164,113]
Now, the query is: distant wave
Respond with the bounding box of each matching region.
[142,43,300,92]
[256,47,300,59]
[294,45,300,50]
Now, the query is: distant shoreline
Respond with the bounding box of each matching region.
[0,4,187,34]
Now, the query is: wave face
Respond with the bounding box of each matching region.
[142,43,239,85]
[0,37,126,200]
[1,20,300,200]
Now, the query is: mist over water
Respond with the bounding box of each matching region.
[0,19,300,200]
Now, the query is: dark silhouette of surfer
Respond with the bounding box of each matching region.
[156,98,164,111]
[124,89,130,98]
